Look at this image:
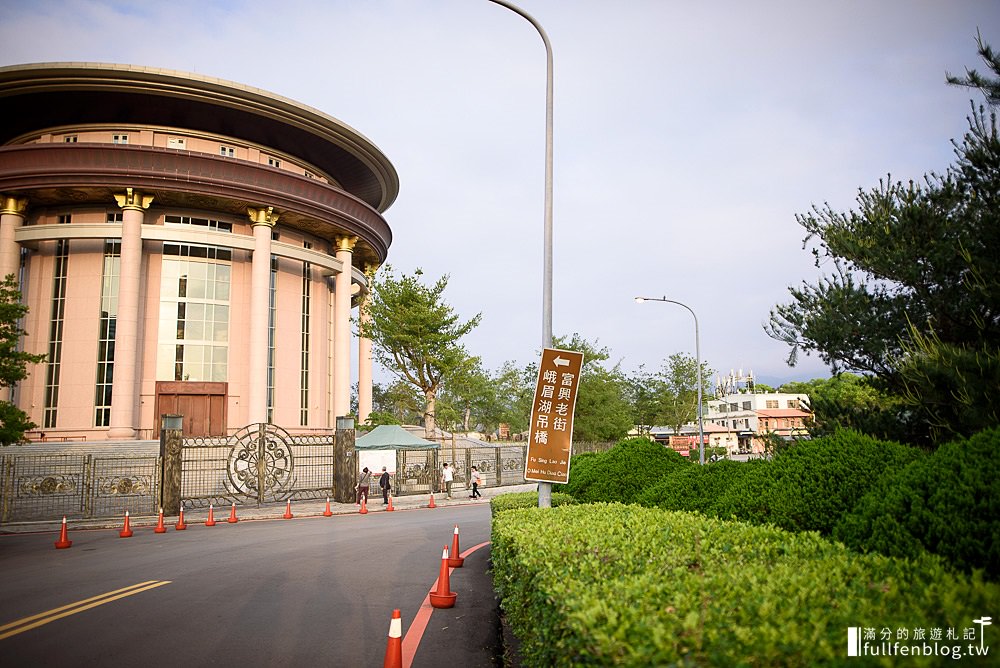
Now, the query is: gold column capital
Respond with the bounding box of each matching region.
[114,188,154,211]
[363,263,379,278]
[1,195,29,217]
[334,235,359,253]
[247,206,279,227]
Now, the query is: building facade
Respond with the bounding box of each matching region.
[0,63,398,440]
[706,392,811,453]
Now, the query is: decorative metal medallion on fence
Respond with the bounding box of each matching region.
[181,423,336,508]
[0,453,160,523]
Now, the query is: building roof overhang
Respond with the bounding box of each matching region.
[0,62,399,213]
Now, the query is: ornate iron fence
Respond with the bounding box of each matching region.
[391,444,527,495]
[179,423,336,508]
[0,453,160,523]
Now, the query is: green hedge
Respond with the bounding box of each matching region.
[492,503,997,667]
[635,459,754,515]
[763,430,923,535]
[834,426,1000,579]
[635,430,922,536]
[490,491,578,516]
[555,437,690,503]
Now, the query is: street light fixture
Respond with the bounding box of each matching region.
[488,0,556,506]
[634,296,706,465]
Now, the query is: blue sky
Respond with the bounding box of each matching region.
[2,0,997,387]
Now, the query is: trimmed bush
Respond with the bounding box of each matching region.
[764,430,924,535]
[492,503,997,667]
[834,426,1000,579]
[634,459,750,514]
[556,437,691,503]
[490,491,578,516]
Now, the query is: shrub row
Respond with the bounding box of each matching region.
[834,426,1000,578]
[634,429,923,535]
[556,437,691,503]
[492,503,997,667]
[490,491,578,516]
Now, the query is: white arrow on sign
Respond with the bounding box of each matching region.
[553,356,570,367]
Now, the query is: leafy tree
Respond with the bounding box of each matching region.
[766,40,1000,443]
[437,356,493,433]
[654,353,714,434]
[778,374,923,444]
[947,29,1000,106]
[0,274,45,445]
[624,364,660,434]
[491,360,534,436]
[371,379,427,426]
[360,267,481,436]
[554,334,632,442]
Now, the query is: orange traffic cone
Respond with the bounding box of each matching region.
[428,492,436,509]
[383,608,403,668]
[119,510,133,538]
[205,504,216,527]
[447,525,464,567]
[322,497,333,517]
[429,545,457,608]
[283,499,293,519]
[386,493,395,512]
[227,502,239,523]
[54,516,72,549]
[154,508,167,534]
[359,495,368,514]
[175,505,187,530]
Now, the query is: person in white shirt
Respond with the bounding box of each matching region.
[442,462,454,499]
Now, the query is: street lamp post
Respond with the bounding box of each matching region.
[634,296,706,465]
[488,0,556,506]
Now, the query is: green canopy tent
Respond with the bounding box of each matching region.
[355,425,439,450]
[355,426,439,491]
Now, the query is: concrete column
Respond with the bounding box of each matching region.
[108,188,153,439]
[332,235,357,418]
[357,263,377,425]
[0,195,28,282]
[247,207,278,424]
[0,196,28,404]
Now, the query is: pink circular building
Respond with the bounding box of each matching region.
[0,62,397,440]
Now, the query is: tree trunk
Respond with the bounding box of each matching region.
[463,407,471,433]
[424,390,436,437]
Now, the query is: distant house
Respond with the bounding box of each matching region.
[705,392,812,454]
[648,422,739,457]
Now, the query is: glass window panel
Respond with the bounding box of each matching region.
[186,303,204,321]
[212,364,227,382]
[214,346,228,364]
[186,321,204,341]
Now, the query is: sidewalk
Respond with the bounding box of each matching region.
[0,483,538,533]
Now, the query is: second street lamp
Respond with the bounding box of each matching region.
[634,296,706,465]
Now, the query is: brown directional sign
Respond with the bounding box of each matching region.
[524,347,585,484]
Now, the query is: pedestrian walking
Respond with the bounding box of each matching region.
[469,466,483,499]
[356,467,371,505]
[378,466,391,504]
[442,462,454,499]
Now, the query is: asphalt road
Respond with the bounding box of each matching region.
[0,503,500,666]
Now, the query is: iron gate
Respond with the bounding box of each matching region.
[180,423,336,508]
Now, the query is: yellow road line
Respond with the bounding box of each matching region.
[0,580,172,640]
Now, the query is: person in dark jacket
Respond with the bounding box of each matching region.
[378,466,391,504]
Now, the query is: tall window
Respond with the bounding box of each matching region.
[43,240,69,428]
[157,244,231,382]
[94,230,121,427]
[267,257,277,423]
[300,251,311,426]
